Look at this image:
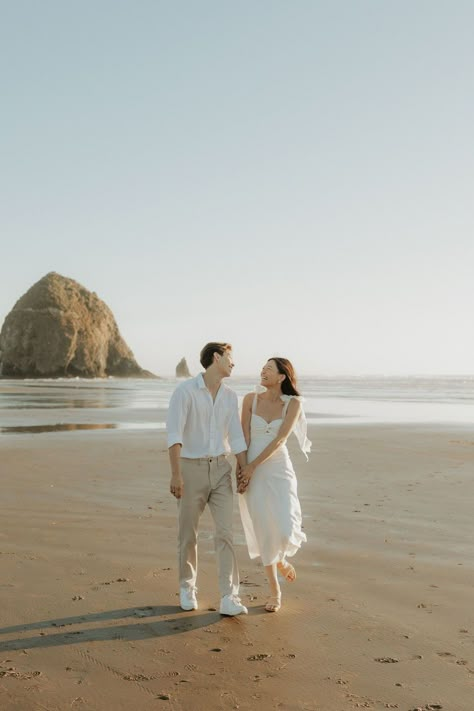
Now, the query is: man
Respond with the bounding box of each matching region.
[166,342,248,616]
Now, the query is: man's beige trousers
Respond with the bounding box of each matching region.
[178,456,239,597]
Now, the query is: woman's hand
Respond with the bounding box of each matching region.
[237,464,255,494]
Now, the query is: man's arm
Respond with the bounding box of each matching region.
[166,386,189,499]
[228,392,247,455]
[240,392,253,448]
[168,443,184,499]
[235,449,247,469]
[228,392,248,480]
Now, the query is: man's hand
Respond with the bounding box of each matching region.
[170,474,184,499]
[237,463,255,494]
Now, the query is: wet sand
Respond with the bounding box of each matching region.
[1,424,473,710]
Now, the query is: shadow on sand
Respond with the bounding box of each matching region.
[0,604,264,652]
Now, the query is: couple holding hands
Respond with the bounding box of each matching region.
[166,342,311,616]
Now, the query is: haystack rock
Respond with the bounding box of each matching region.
[0,272,155,378]
[176,357,191,378]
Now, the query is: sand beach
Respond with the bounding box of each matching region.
[1,418,473,711]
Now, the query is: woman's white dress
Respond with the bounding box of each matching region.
[239,394,308,567]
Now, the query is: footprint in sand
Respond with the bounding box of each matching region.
[0,667,42,680]
[437,652,470,670]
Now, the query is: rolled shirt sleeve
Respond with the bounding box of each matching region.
[227,392,247,454]
[166,385,190,448]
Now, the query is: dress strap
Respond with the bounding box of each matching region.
[252,393,258,413]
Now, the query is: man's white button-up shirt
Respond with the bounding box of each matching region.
[166,373,247,458]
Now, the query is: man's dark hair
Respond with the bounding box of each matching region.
[200,342,232,369]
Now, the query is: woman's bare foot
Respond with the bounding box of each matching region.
[265,593,281,612]
[277,559,296,582]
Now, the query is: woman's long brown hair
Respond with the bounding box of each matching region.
[269,357,300,396]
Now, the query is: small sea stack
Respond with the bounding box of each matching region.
[175,357,191,378]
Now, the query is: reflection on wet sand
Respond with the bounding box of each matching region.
[2,400,116,409]
[0,422,164,434]
[1,423,118,434]
[0,380,166,411]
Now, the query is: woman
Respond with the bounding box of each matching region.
[237,357,311,612]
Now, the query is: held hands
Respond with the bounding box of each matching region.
[237,464,255,494]
[170,474,184,499]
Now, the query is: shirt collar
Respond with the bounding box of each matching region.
[197,372,227,398]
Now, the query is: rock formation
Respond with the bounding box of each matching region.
[0,272,155,378]
[175,357,191,378]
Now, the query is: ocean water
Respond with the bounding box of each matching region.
[0,376,473,435]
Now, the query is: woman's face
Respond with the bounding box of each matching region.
[260,359,283,387]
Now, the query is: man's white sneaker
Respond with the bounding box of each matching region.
[179,586,198,611]
[219,594,248,616]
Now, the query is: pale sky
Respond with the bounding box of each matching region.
[1,1,473,377]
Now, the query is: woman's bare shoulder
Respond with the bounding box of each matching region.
[286,396,302,414]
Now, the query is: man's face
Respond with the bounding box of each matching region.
[216,349,235,377]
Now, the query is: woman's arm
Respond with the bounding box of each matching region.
[237,398,301,493]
